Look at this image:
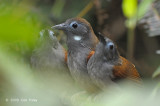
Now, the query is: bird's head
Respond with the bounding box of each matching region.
[97,33,120,61]
[52,17,92,37]
[52,17,98,50]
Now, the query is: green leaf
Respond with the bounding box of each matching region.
[152,66,160,78]
[137,0,155,20]
[122,0,137,18]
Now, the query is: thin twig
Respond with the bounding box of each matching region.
[77,1,94,17]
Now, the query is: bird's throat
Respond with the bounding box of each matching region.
[73,35,82,41]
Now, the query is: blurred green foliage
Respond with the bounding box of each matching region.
[0,0,44,62]
[122,0,137,19]
[137,0,155,20]
[122,0,154,28]
[0,1,41,46]
[122,0,156,62]
[152,66,160,78]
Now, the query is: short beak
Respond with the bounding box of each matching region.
[51,23,67,30]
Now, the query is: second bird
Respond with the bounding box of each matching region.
[87,33,141,89]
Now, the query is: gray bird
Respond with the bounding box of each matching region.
[52,18,99,92]
[31,29,68,72]
[87,33,141,89]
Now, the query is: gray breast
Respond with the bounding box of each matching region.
[87,55,114,88]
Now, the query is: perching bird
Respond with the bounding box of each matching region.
[52,18,99,92]
[87,33,141,89]
[31,29,68,72]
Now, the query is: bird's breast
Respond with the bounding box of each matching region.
[67,49,90,81]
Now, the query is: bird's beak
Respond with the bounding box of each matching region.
[51,23,67,30]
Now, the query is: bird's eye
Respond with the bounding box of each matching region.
[70,22,78,29]
[107,42,114,50]
[72,23,78,28]
[109,45,113,50]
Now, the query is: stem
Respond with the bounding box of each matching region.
[77,1,93,17]
[127,27,135,60]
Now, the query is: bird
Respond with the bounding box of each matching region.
[31,29,68,72]
[52,17,99,92]
[87,33,141,89]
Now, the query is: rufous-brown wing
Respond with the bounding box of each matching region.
[113,56,141,82]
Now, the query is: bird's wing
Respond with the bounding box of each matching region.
[113,56,141,82]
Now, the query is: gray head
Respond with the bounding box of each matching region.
[52,17,98,50]
[96,33,120,61]
[52,17,93,35]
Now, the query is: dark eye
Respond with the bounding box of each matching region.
[72,23,78,29]
[109,45,113,50]
[107,42,114,50]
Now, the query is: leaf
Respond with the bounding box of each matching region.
[122,0,137,18]
[137,0,155,20]
[152,66,160,78]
